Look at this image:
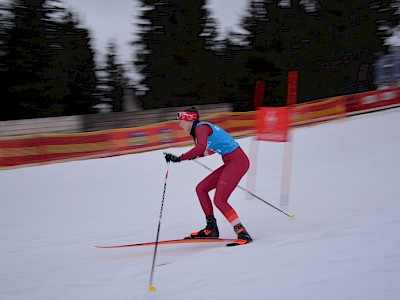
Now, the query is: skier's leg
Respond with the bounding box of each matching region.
[195,165,224,216]
[213,151,249,218]
[213,149,252,243]
[189,166,225,238]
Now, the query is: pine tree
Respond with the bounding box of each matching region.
[134,0,218,108]
[0,0,97,120]
[134,0,167,108]
[42,8,97,116]
[280,0,325,102]
[0,0,51,119]
[99,41,128,112]
[235,0,292,107]
[0,2,9,104]
[57,12,97,115]
[216,36,250,110]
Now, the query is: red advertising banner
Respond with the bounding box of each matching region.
[38,132,111,163]
[109,122,192,154]
[0,132,111,168]
[203,112,256,137]
[0,113,259,169]
[0,136,43,167]
[291,96,346,126]
[347,87,400,112]
[256,107,290,142]
[287,71,298,106]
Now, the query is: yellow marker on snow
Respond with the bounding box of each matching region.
[148,285,157,292]
[290,214,296,219]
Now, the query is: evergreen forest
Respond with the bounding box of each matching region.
[0,0,398,120]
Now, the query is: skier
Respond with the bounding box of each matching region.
[164,107,253,245]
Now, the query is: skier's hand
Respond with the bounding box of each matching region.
[164,153,180,163]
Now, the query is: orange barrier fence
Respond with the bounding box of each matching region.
[291,96,347,126]
[0,112,256,169]
[0,132,111,168]
[1,88,399,169]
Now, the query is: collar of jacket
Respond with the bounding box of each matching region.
[190,119,200,141]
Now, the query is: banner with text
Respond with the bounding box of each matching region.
[347,87,400,113]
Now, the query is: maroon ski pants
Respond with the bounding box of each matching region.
[195,147,250,217]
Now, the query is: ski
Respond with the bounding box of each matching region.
[95,238,237,249]
[226,239,253,247]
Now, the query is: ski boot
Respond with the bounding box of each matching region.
[226,224,253,246]
[187,215,219,239]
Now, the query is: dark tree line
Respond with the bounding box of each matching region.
[134,0,398,110]
[0,0,125,120]
[0,0,95,120]
[0,0,398,120]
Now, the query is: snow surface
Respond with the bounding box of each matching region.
[1,108,400,300]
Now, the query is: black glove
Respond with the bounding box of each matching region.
[164,153,181,163]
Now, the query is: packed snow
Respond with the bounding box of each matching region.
[1,108,399,300]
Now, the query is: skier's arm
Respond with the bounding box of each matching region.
[180,125,212,161]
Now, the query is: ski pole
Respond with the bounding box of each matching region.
[148,164,169,292]
[192,159,295,220]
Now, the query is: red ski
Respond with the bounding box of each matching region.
[95,238,237,249]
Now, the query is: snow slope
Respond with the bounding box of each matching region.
[1,108,400,300]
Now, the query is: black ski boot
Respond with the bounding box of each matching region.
[226,224,253,246]
[188,215,219,239]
